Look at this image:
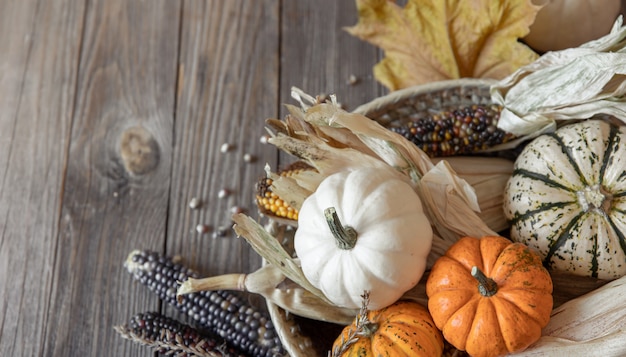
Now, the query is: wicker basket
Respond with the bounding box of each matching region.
[267,78,501,357]
[352,78,497,125]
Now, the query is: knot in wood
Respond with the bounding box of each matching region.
[119,126,159,176]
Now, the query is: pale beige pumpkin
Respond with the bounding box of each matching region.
[294,167,433,310]
[523,0,622,52]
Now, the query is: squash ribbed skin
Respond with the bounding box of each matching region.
[295,168,433,310]
[333,300,444,357]
[426,236,553,357]
[504,120,626,279]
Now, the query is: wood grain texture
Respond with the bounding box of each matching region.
[278,0,383,168]
[280,0,383,112]
[0,1,85,356]
[41,0,180,356]
[167,0,279,279]
[0,0,386,355]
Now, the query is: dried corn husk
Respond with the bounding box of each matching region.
[269,89,497,248]
[178,219,357,324]
[177,263,356,325]
[264,156,513,233]
[491,16,626,144]
[262,163,311,213]
[515,334,626,357]
[543,276,626,341]
[433,156,513,233]
[515,275,626,356]
[230,214,331,304]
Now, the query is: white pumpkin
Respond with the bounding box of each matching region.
[504,120,626,280]
[294,167,433,310]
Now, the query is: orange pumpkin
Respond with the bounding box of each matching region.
[331,300,444,356]
[426,236,553,357]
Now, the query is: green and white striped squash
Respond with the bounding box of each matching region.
[504,120,626,280]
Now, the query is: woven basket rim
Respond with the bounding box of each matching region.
[352,78,497,116]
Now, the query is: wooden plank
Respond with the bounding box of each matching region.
[278,0,384,169]
[167,0,280,281]
[39,1,180,356]
[280,0,383,114]
[272,1,387,353]
[0,1,85,356]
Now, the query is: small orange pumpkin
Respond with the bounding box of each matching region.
[331,299,444,356]
[426,236,553,357]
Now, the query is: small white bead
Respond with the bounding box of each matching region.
[218,189,230,199]
[196,224,210,234]
[347,74,359,85]
[188,197,201,209]
[230,206,245,214]
[212,226,229,239]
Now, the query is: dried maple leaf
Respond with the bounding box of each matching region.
[347,0,542,90]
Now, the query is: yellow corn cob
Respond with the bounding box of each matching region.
[255,161,314,221]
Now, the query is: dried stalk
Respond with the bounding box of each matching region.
[231,213,332,305]
[328,292,372,357]
[177,263,356,325]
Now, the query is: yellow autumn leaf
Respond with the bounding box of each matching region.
[347,0,542,91]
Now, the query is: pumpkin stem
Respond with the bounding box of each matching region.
[324,207,358,250]
[471,266,498,297]
[360,322,379,337]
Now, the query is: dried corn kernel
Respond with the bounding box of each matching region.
[390,104,514,157]
[115,311,246,356]
[255,161,314,221]
[124,250,284,357]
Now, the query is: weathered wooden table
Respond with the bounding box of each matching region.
[0,0,385,355]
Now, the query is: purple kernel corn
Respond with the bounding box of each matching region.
[115,311,246,357]
[125,250,284,357]
[389,104,514,157]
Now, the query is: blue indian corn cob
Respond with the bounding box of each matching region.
[125,250,285,357]
[115,311,247,357]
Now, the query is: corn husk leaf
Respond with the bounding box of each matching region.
[346,0,541,90]
[515,333,626,357]
[231,213,332,305]
[270,89,498,250]
[491,16,626,144]
[433,156,513,233]
[515,275,626,356]
[542,276,626,341]
[263,163,311,213]
[420,160,494,241]
[178,263,356,325]
[268,135,395,188]
[302,99,432,183]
